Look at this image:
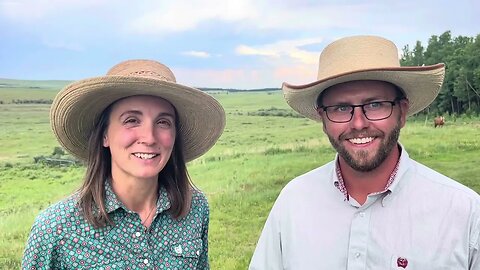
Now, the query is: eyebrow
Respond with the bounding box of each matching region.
[330,96,392,106]
[119,110,175,119]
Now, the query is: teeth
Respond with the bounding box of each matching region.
[133,153,158,159]
[349,137,374,144]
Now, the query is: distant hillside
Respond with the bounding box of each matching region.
[0,78,71,90]
[0,78,280,92]
[198,87,280,92]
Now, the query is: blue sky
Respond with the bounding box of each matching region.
[0,0,478,89]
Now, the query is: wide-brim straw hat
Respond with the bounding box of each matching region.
[282,35,445,121]
[50,59,226,162]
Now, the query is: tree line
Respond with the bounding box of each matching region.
[401,31,480,116]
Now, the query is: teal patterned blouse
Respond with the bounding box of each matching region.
[22,182,209,269]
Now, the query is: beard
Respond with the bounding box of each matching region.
[326,117,401,172]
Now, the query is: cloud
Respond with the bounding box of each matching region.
[181,51,211,58]
[124,1,371,35]
[236,38,323,65]
[0,0,105,22]
[42,39,84,52]
[236,45,278,57]
[127,0,256,34]
[174,62,318,89]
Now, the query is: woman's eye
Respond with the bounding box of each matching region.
[124,118,139,124]
[157,119,172,127]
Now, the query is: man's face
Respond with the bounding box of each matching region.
[319,80,408,172]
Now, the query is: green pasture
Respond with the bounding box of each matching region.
[1,80,479,269]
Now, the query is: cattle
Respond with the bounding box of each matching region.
[434,116,445,128]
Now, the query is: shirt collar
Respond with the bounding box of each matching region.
[104,179,171,214]
[104,180,124,213]
[333,144,404,201]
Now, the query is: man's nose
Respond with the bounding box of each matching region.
[349,107,369,130]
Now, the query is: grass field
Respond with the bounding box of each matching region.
[1,79,479,269]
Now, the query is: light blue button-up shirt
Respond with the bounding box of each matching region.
[250,146,480,269]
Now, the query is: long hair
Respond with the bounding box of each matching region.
[77,103,193,228]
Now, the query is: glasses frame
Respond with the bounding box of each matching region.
[317,97,404,123]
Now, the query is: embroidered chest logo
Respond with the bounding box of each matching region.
[397,257,408,268]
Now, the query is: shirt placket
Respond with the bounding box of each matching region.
[129,214,155,269]
[347,206,371,270]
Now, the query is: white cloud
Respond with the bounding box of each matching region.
[2,0,476,39]
[124,1,370,35]
[127,0,256,34]
[42,39,84,52]
[236,38,323,65]
[181,51,211,58]
[174,61,318,89]
[0,0,105,22]
[236,45,279,57]
[174,67,276,89]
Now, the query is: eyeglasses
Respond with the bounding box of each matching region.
[317,98,403,123]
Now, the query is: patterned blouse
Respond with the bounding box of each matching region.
[22,181,209,269]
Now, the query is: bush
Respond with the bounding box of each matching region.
[52,146,65,157]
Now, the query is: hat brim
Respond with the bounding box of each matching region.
[50,76,225,162]
[282,64,445,121]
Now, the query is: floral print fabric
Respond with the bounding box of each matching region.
[22,182,209,269]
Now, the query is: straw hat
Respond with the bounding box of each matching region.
[282,35,445,121]
[50,59,225,162]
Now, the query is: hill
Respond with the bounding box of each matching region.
[0,78,71,90]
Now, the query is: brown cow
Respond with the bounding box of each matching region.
[434,116,445,128]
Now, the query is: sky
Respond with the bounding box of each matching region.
[0,0,478,89]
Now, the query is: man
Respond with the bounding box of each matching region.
[249,35,480,269]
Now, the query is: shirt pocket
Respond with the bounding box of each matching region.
[390,255,433,270]
[166,238,203,269]
[169,238,203,258]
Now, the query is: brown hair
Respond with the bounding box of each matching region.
[77,103,192,228]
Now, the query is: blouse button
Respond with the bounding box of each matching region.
[143,258,149,265]
[135,232,141,237]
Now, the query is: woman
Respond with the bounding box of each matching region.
[22,60,225,269]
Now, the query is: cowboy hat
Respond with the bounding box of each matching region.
[282,35,445,121]
[50,59,225,162]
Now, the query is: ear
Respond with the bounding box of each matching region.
[103,133,109,147]
[317,109,328,134]
[399,99,410,128]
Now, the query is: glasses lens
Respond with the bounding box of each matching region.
[325,105,352,122]
[363,101,393,120]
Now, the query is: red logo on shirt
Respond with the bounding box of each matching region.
[397,257,408,268]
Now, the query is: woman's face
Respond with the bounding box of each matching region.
[103,95,176,182]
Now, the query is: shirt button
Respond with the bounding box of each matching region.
[143,258,149,265]
[359,212,365,217]
[135,232,141,237]
[355,252,361,258]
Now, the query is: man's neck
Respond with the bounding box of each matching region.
[339,145,401,205]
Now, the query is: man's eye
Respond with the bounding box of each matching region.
[334,105,351,112]
[366,102,382,109]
